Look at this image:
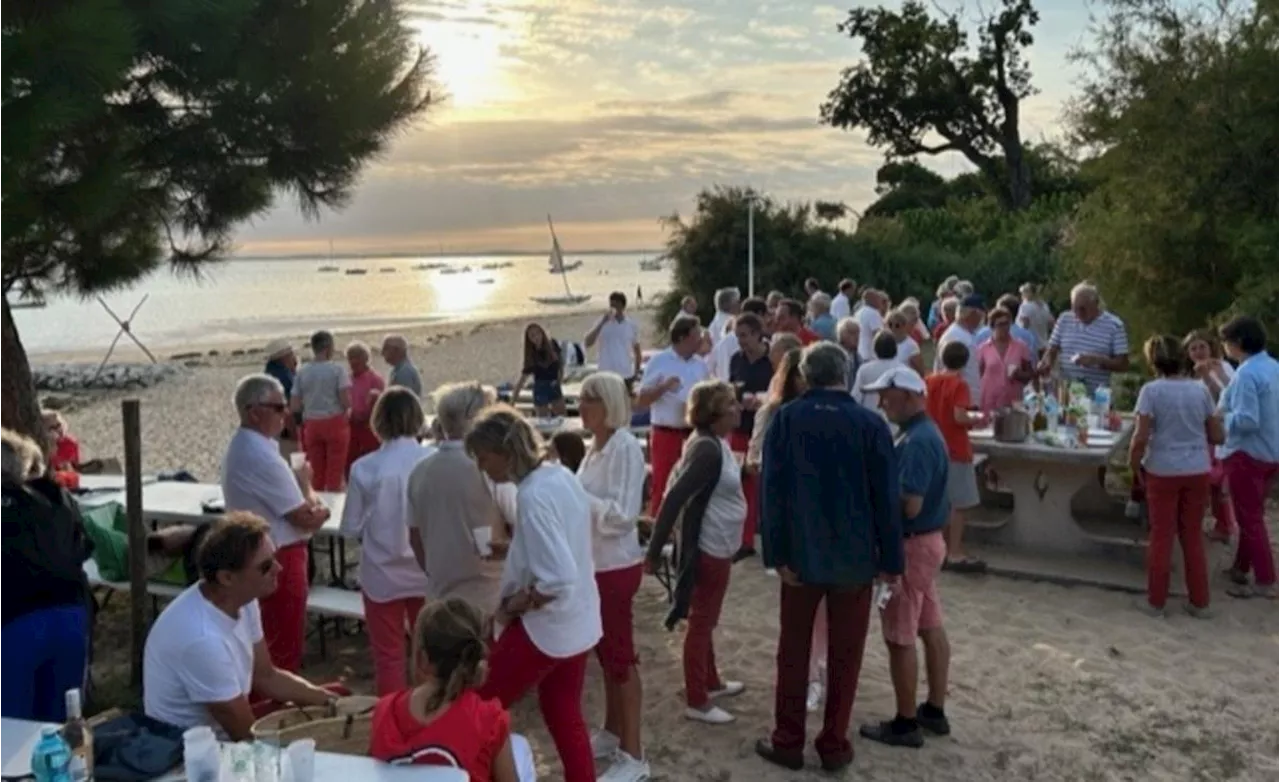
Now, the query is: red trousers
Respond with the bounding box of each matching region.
[648,426,690,517]
[260,543,309,672]
[1226,452,1279,586]
[363,594,425,696]
[302,414,350,492]
[479,620,593,782]
[728,430,758,549]
[1144,473,1211,608]
[346,421,380,475]
[771,582,872,766]
[684,553,732,709]
[1208,456,1235,537]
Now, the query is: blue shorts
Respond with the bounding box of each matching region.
[532,380,563,407]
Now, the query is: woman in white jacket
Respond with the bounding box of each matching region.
[575,372,649,782]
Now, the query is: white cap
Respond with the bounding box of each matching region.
[863,365,927,395]
[264,339,294,360]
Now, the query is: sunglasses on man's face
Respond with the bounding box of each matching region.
[253,402,288,413]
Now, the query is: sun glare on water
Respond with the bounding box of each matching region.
[412,1,518,110]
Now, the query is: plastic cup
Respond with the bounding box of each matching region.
[286,740,315,782]
[289,452,306,470]
[472,527,493,557]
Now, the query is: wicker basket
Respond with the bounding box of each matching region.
[250,696,378,756]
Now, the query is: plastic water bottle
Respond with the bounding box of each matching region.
[31,727,73,782]
[1094,386,1112,416]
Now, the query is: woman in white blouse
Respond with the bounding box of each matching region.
[339,387,434,695]
[884,308,926,376]
[576,372,648,781]
[466,406,601,782]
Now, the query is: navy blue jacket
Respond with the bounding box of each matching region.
[760,388,903,585]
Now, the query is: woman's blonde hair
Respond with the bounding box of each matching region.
[1182,329,1221,358]
[579,371,632,430]
[371,386,425,442]
[463,404,545,482]
[411,598,488,713]
[686,380,737,430]
[768,332,802,360]
[1,428,45,482]
[1143,334,1186,377]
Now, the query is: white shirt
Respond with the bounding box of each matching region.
[852,358,900,410]
[143,585,262,734]
[640,348,711,428]
[831,292,852,320]
[596,316,639,378]
[698,439,747,558]
[1017,299,1054,343]
[486,476,519,532]
[856,306,884,361]
[221,428,308,546]
[577,430,646,572]
[341,438,435,602]
[707,311,733,349]
[499,464,602,658]
[707,331,740,381]
[935,323,981,401]
[896,336,921,366]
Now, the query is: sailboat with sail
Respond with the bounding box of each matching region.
[531,216,592,306]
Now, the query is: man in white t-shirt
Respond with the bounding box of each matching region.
[831,279,856,320]
[584,291,642,388]
[143,513,336,739]
[222,374,330,673]
[934,295,985,400]
[708,297,769,381]
[707,287,741,350]
[637,315,711,515]
[856,289,887,361]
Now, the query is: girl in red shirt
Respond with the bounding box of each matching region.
[42,410,81,490]
[370,598,528,781]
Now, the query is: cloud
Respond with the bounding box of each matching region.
[233,0,1093,256]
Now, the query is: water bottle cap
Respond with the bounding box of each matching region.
[41,726,60,737]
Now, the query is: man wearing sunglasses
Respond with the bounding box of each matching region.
[144,513,337,739]
[222,374,331,675]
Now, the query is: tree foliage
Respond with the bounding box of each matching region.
[1064,0,1278,343]
[1,0,435,441]
[821,0,1040,209]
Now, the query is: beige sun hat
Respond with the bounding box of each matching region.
[265,338,294,360]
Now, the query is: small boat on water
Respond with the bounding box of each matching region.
[478,278,495,285]
[413,261,447,270]
[639,256,663,271]
[345,268,368,276]
[531,216,592,306]
[379,267,396,273]
[317,265,339,273]
[480,260,514,270]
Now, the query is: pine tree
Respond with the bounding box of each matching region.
[1,0,435,443]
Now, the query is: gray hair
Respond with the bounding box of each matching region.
[1,428,44,482]
[579,371,632,431]
[809,292,832,313]
[432,381,495,440]
[800,342,849,389]
[346,341,370,360]
[382,334,408,352]
[714,287,741,313]
[941,298,960,319]
[1070,281,1100,306]
[953,280,974,297]
[233,373,284,413]
[837,316,860,341]
[896,301,921,322]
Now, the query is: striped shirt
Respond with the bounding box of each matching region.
[1049,311,1129,391]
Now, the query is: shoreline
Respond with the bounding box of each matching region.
[29,305,664,365]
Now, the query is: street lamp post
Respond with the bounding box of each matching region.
[746,193,755,299]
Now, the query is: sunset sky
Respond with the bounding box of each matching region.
[234,0,1093,257]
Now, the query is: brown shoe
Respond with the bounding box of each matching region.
[754,739,803,771]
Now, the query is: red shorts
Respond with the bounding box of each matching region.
[880,531,946,646]
[594,564,643,682]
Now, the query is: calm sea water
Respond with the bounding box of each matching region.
[12,253,672,356]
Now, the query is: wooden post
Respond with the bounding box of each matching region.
[122,399,147,687]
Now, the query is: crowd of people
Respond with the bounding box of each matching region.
[1,272,1276,781]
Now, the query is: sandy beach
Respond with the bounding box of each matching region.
[57,313,1279,781]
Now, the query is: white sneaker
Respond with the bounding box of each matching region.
[806,680,825,713]
[685,705,735,724]
[590,729,620,760]
[599,751,651,782]
[709,681,745,699]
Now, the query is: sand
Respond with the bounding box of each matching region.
[60,313,1279,781]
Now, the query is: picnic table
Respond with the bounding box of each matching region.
[0,717,467,781]
[962,427,1136,563]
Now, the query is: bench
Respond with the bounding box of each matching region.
[83,561,366,657]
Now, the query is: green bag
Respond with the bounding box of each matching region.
[80,501,131,582]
